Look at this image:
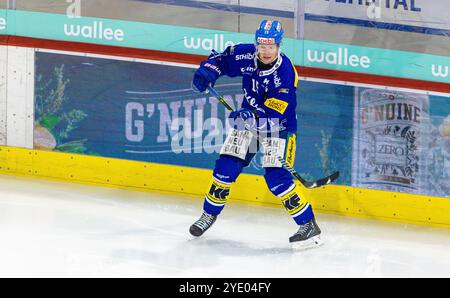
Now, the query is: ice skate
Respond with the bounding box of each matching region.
[289,218,323,249]
[189,212,217,237]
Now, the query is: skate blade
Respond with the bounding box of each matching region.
[291,235,324,250]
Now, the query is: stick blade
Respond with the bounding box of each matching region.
[304,171,340,189]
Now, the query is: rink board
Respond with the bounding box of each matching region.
[2,9,450,85]
[0,146,449,229]
[0,9,448,229]
[0,43,448,228]
[27,48,449,199]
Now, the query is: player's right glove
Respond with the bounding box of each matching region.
[229,108,255,122]
[192,62,222,93]
[228,108,257,131]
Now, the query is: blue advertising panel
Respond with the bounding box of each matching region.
[34,51,353,185]
[34,51,449,197]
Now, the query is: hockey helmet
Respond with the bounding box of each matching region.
[255,20,284,45]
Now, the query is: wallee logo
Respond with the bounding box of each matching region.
[63,21,125,41]
[431,64,449,79]
[64,0,125,42]
[184,34,235,52]
[306,47,371,69]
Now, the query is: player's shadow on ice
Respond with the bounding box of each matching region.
[97,226,294,257]
[109,237,294,272]
[187,237,294,256]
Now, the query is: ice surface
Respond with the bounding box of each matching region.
[0,174,449,278]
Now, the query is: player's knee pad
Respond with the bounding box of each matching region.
[213,155,246,184]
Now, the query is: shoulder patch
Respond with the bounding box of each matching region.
[264,98,289,114]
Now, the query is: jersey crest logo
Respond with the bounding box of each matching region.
[264,98,288,114]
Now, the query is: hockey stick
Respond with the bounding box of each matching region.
[207,86,339,189]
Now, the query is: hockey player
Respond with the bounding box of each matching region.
[189,20,322,247]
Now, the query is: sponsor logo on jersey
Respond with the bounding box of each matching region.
[264,98,289,114]
[244,88,258,109]
[235,53,255,61]
[279,88,289,94]
[273,71,282,88]
[241,66,256,75]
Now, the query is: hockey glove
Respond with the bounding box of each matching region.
[228,108,257,131]
[192,62,222,93]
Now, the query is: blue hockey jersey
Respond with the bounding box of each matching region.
[205,43,299,132]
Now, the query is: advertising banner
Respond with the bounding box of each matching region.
[306,0,449,32]
[34,51,353,187]
[302,40,450,84]
[352,87,449,198]
[0,9,255,56]
[35,51,449,198]
[2,9,450,84]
